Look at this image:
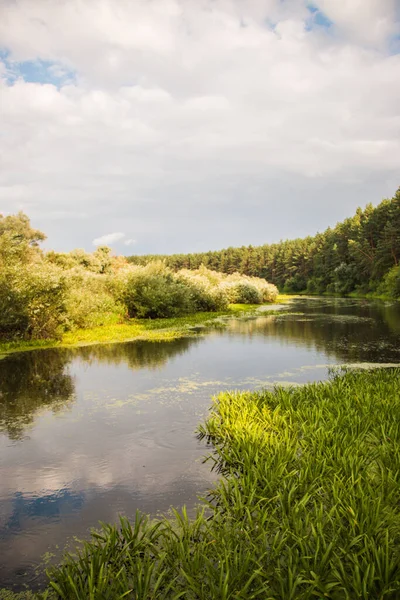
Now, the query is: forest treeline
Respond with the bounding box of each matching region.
[128,188,400,297]
[0,214,277,341]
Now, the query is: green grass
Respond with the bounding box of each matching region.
[0,593,38,600]
[0,300,289,358]
[21,367,399,599]
[347,291,397,301]
[282,289,399,301]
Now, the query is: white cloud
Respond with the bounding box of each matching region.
[124,239,137,246]
[0,0,399,252]
[313,0,400,45]
[92,232,125,246]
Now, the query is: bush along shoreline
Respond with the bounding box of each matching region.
[12,367,399,599]
[0,212,278,347]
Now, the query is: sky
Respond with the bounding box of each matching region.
[0,0,399,255]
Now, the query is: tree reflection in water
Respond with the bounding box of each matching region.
[0,337,199,441]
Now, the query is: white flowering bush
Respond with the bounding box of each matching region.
[220,280,262,304]
[0,213,279,339]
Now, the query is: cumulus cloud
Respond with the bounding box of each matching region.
[313,0,400,45]
[0,0,399,253]
[92,232,125,246]
[124,239,137,246]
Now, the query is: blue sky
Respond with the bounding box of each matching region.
[0,0,399,254]
[1,53,76,87]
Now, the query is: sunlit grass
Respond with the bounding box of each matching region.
[29,368,400,599]
[273,293,297,303]
[0,304,269,358]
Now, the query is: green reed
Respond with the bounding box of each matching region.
[41,368,400,599]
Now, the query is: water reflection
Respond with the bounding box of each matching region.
[1,489,86,535]
[226,297,400,363]
[0,350,75,440]
[75,336,200,369]
[0,338,200,441]
[0,298,399,589]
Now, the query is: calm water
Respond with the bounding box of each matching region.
[1,297,400,589]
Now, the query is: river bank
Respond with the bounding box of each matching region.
[3,367,399,599]
[0,297,292,359]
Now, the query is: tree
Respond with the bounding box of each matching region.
[0,211,46,266]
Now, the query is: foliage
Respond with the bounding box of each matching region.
[0,587,55,599]
[0,591,43,600]
[128,187,400,298]
[21,265,67,339]
[123,261,197,318]
[179,267,278,307]
[378,265,400,299]
[0,216,277,341]
[331,262,360,295]
[221,280,262,304]
[0,270,30,337]
[63,270,126,329]
[46,246,126,274]
[177,267,229,311]
[121,262,275,318]
[0,263,67,340]
[42,368,400,598]
[0,303,264,357]
[0,211,45,267]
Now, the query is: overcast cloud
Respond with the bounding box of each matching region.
[0,0,399,254]
[93,232,125,246]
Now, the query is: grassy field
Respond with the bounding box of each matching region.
[0,300,290,359]
[5,367,398,599]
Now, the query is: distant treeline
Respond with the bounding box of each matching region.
[128,188,400,297]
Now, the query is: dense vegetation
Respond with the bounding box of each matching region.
[16,368,400,599]
[129,188,400,297]
[0,213,277,342]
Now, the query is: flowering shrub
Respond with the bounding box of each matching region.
[0,213,279,339]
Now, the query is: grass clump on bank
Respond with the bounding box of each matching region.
[37,368,400,599]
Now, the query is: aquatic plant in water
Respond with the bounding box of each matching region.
[41,368,400,598]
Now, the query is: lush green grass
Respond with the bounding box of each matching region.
[283,289,398,301]
[347,291,396,301]
[0,592,52,600]
[0,301,288,358]
[21,368,398,599]
[0,592,41,600]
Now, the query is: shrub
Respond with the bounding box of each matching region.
[221,280,262,304]
[177,269,229,312]
[64,271,126,330]
[0,271,29,338]
[378,265,400,299]
[123,262,195,318]
[306,277,326,295]
[0,210,280,340]
[0,263,67,340]
[220,272,278,304]
[249,277,278,302]
[333,262,359,295]
[283,274,307,293]
[23,264,67,339]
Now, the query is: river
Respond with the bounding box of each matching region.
[1,297,399,589]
